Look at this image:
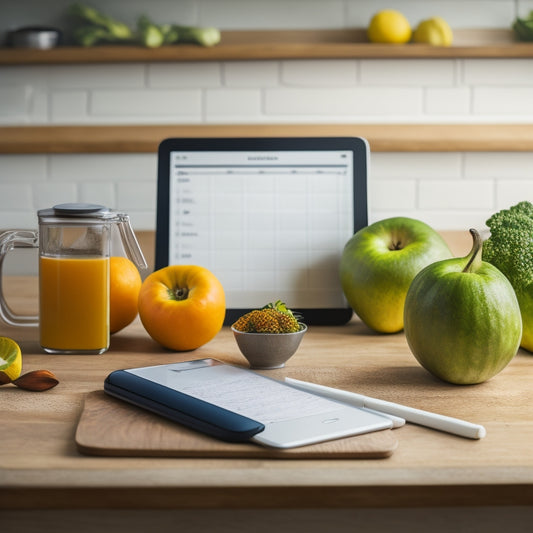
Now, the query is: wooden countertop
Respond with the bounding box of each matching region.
[1,232,532,509]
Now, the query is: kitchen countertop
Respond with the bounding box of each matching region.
[1,264,532,512]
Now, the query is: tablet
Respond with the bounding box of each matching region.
[104,358,392,449]
[155,137,368,325]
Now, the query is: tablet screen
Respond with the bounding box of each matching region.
[156,137,368,324]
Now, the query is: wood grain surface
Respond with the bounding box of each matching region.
[0,232,532,510]
[75,391,397,459]
[0,29,531,65]
[2,123,533,154]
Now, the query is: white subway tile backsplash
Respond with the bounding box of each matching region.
[126,211,157,231]
[148,63,222,88]
[281,60,358,87]
[360,59,456,86]
[91,89,202,118]
[198,0,345,29]
[205,89,262,119]
[51,91,89,123]
[223,61,280,87]
[0,211,38,230]
[117,182,156,211]
[424,87,471,115]
[370,180,417,210]
[79,182,116,208]
[473,87,533,115]
[49,154,157,183]
[371,152,462,179]
[0,66,50,88]
[265,87,422,116]
[496,180,533,209]
[32,183,78,211]
[419,179,494,210]
[0,183,33,210]
[47,65,146,89]
[464,59,533,86]
[465,152,533,178]
[29,89,50,124]
[0,86,29,118]
[0,155,47,183]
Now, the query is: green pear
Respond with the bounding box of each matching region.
[404,229,522,384]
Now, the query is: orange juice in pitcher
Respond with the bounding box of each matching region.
[0,204,147,354]
[39,256,109,353]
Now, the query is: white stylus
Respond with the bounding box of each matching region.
[285,377,486,440]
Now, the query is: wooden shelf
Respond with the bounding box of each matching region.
[1,29,532,64]
[2,124,533,154]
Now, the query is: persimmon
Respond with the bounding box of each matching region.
[138,265,226,351]
[109,256,142,334]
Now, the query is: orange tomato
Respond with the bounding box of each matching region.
[138,265,226,351]
[109,256,142,334]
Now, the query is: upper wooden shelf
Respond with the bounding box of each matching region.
[2,123,533,153]
[1,29,531,64]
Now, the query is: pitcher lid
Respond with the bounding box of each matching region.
[38,203,115,219]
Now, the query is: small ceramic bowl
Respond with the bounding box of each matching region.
[231,324,307,369]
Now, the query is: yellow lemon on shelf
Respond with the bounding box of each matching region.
[367,10,412,44]
[413,17,453,46]
[0,336,22,381]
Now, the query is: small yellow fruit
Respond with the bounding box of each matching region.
[367,10,412,44]
[413,17,453,46]
[0,336,22,381]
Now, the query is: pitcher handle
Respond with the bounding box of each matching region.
[0,230,39,327]
[116,214,148,270]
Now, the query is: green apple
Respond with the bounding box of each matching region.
[404,229,522,385]
[339,217,453,333]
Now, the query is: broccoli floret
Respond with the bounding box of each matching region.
[482,201,533,292]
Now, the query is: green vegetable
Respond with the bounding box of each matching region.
[483,201,533,291]
[68,3,221,48]
[137,15,165,48]
[512,11,533,41]
[170,26,221,47]
[69,3,133,42]
[159,24,180,45]
[72,26,115,47]
[483,201,533,352]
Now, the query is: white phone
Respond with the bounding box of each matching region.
[104,358,392,449]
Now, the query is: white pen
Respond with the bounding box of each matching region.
[285,377,486,440]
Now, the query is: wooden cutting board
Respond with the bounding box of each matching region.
[75,391,398,459]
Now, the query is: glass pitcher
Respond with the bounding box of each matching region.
[0,203,147,354]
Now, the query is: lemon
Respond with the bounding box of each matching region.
[413,17,453,46]
[0,336,22,381]
[367,10,412,44]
